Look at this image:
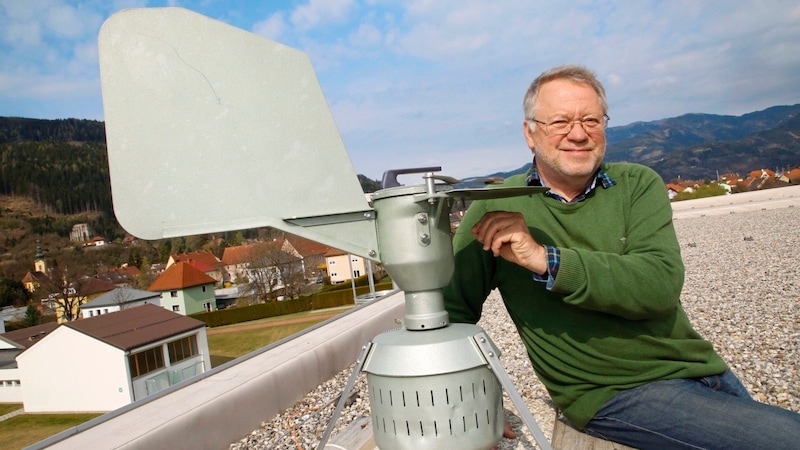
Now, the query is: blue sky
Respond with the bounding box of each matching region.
[1,0,799,180]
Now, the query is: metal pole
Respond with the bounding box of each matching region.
[367,260,376,296]
[473,331,553,450]
[348,254,357,302]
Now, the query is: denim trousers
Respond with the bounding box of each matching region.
[582,370,800,449]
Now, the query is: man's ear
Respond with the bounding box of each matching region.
[523,121,536,149]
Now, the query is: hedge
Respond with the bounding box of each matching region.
[190,281,394,328]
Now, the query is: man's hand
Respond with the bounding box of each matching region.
[471,211,548,275]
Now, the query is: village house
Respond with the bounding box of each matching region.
[148,261,217,315]
[0,333,25,403]
[779,167,800,184]
[221,241,301,284]
[46,277,118,323]
[11,304,209,412]
[324,249,377,285]
[95,265,141,288]
[167,250,225,286]
[665,183,685,200]
[81,287,162,319]
[283,235,333,283]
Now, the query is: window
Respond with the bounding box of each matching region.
[170,290,178,297]
[89,311,94,317]
[128,347,165,378]
[202,285,207,292]
[168,335,199,364]
[353,270,361,278]
[103,308,109,314]
[203,302,212,312]
[172,305,180,312]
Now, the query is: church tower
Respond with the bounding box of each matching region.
[34,241,47,274]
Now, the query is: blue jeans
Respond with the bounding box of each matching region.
[582,370,800,449]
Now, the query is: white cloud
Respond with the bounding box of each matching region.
[253,12,286,40]
[45,3,84,38]
[290,0,356,31]
[348,23,381,47]
[2,21,42,47]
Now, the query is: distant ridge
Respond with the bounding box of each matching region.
[464,104,800,183]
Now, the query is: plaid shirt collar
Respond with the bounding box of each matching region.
[525,158,616,203]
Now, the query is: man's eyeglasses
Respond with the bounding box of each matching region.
[528,114,610,136]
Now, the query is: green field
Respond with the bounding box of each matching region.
[207,309,344,366]
[0,413,103,450]
[0,404,21,416]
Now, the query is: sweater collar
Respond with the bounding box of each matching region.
[525,158,616,203]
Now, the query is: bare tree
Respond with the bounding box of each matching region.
[43,267,90,322]
[246,240,305,302]
[109,287,134,310]
[246,241,284,302]
[278,253,306,299]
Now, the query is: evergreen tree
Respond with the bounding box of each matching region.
[0,279,30,307]
[23,303,43,327]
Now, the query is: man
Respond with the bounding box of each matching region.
[444,64,800,449]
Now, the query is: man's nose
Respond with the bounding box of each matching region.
[566,119,589,139]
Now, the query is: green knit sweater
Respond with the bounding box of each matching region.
[443,162,727,430]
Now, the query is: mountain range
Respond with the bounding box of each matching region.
[475,104,800,184]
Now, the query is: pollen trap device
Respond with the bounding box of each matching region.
[98,8,552,450]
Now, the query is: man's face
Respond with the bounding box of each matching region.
[523,78,606,191]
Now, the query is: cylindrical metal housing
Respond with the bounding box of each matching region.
[363,324,504,449]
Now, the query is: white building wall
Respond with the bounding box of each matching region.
[81,298,162,319]
[17,327,133,412]
[81,304,121,319]
[0,366,22,403]
[182,284,216,315]
[327,254,368,284]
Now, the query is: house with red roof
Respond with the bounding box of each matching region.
[148,262,217,315]
[284,234,334,282]
[13,304,209,412]
[167,250,224,286]
[665,183,684,200]
[95,265,140,288]
[779,168,800,184]
[221,243,262,283]
[21,270,50,295]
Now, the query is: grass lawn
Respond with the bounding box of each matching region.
[0,403,22,416]
[207,310,345,366]
[0,413,102,450]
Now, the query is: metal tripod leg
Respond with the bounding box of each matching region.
[473,331,554,450]
[316,341,373,450]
